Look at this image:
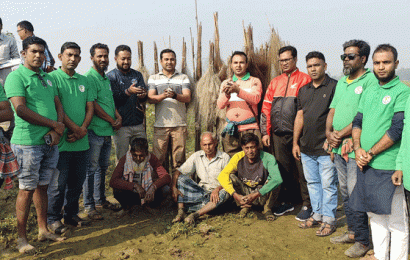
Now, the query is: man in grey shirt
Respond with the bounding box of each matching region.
[0,17,19,85]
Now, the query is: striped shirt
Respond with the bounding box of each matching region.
[148,70,190,127]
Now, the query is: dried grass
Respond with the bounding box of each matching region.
[136,41,150,83]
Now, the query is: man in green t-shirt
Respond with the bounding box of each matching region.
[4,36,65,253]
[326,40,375,258]
[83,43,122,216]
[351,44,409,260]
[47,42,95,233]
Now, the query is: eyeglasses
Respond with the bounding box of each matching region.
[279,58,293,64]
[341,53,359,61]
[36,74,47,87]
[17,29,25,33]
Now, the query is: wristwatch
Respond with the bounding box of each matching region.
[368,149,375,157]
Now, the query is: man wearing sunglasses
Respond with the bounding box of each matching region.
[4,36,66,253]
[326,40,377,258]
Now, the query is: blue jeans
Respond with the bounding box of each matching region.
[47,150,89,223]
[334,154,369,246]
[83,130,111,211]
[301,153,338,225]
[11,144,59,190]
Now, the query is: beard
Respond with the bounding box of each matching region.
[117,63,130,73]
[343,65,359,76]
[93,60,108,73]
[375,70,396,84]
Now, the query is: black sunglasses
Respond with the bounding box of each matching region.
[341,53,359,61]
[36,74,47,87]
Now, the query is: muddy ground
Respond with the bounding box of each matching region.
[0,185,375,260]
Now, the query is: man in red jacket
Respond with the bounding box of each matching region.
[261,46,312,220]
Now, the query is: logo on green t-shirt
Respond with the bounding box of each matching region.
[79,85,85,92]
[354,86,363,94]
[382,96,391,105]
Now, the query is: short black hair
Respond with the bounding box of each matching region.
[279,46,297,58]
[373,44,398,62]
[0,18,2,25]
[130,138,149,153]
[17,20,34,32]
[240,133,260,147]
[90,43,109,57]
[306,51,326,62]
[343,40,371,65]
[115,45,132,56]
[160,49,176,60]
[61,42,81,54]
[22,36,46,51]
[230,51,248,63]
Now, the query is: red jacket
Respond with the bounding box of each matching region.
[261,69,311,135]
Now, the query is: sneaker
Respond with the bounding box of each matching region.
[48,220,68,235]
[344,242,370,258]
[64,215,91,227]
[330,231,355,244]
[295,206,312,221]
[96,201,121,212]
[274,203,295,216]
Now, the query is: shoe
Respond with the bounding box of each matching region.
[84,209,104,220]
[96,201,121,212]
[273,203,294,216]
[344,242,370,258]
[295,206,312,221]
[330,231,355,244]
[48,220,68,235]
[64,215,91,227]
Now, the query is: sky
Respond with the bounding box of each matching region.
[1,0,410,78]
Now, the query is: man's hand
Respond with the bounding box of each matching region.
[112,116,122,130]
[233,192,251,207]
[355,148,370,170]
[134,183,146,199]
[46,130,61,146]
[392,170,403,186]
[292,144,301,161]
[144,184,156,204]
[327,130,342,148]
[210,188,220,204]
[262,135,270,147]
[72,126,87,140]
[53,122,65,136]
[228,82,241,94]
[171,186,183,202]
[242,192,260,205]
[66,132,77,143]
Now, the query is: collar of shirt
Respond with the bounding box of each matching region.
[159,70,180,78]
[233,72,250,82]
[56,67,79,79]
[0,33,5,41]
[90,67,108,81]
[199,150,224,162]
[19,64,46,77]
[307,74,330,89]
[378,76,400,89]
[343,68,372,85]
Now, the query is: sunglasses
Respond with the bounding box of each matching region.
[341,53,359,61]
[36,74,47,87]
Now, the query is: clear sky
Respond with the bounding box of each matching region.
[1,0,409,78]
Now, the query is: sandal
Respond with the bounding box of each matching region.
[264,210,276,222]
[86,209,104,220]
[316,222,337,237]
[298,217,320,229]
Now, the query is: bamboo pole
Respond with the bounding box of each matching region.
[213,12,222,73]
[194,0,201,151]
[153,41,159,74]
[190,28,196,81]
[138,41,144,67]
[181,37,187,74]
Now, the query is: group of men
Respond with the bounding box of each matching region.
[1,17,409,260]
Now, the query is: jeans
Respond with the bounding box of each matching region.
[83,130,111,211]
[11,144,59,190]
[47,150,88,223]
[334,154,370,246]
[301,153,338,225]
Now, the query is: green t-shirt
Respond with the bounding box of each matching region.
[50,68,96,152]
[4,64,58,145]
[359,76,410,170]
[0,84,7,102]
[329,69,378,158]
[84,67,116,137]
[396,94,410,190]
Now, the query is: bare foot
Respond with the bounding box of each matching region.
[16,238,35,253]
[38,232,66,242]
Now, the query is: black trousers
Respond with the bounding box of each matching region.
[113,186,166,210]
[271,133,310,207]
